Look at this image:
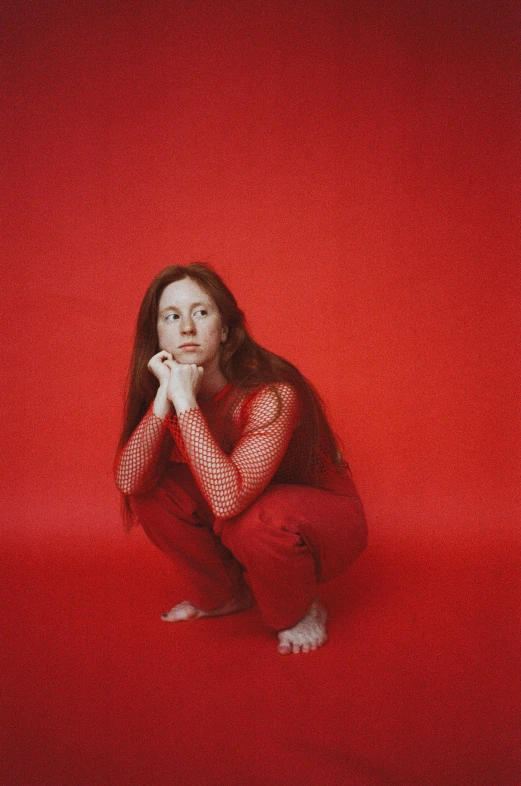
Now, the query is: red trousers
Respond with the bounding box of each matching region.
[131,464,367,630]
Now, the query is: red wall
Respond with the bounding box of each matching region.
[2,0,519,552]
[2,3,520,784]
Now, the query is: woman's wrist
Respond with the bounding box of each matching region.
[170,394,198,415]
[153,385,172,419]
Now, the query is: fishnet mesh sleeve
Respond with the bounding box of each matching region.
[115,406,173,495]
[169,383,300,519]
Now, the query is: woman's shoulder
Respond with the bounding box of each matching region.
[232,381,299,429]
[240,380,299,405]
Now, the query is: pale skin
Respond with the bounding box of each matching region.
[148,278,328,654]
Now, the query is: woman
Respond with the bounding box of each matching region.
[115,263,367,654]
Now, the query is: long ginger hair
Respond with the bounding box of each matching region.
[117,263,346,488]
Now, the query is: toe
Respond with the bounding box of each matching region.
[316,636,327,649]
[161,601,199,622]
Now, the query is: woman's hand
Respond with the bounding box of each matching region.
[164,360,204,413]
[148,351,174,387]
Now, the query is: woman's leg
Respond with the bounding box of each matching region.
[217,484,367,632]
[131,464,248,613]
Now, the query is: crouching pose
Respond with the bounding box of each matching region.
[115,264,367,654]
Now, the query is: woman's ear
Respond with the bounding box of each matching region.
[221,326,228,343]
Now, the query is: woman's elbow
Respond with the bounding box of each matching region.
[115,470,149,497]
[210,495,252,521]
[115,476,136,496]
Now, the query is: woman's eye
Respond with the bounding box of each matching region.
[194,309,208,317]
[166,313,179,321]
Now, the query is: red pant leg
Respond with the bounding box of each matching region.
[131,464,246,611]
[217,484,367,630]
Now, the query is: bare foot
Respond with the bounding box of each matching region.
[161,588,254,622]
[277,599,328,654]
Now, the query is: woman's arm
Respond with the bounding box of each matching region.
[114,405,172,496]
[170,383,300,519]
[114,352,175,495]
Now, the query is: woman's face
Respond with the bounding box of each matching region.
[156,278,227,370]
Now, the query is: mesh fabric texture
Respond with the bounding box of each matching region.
[116,382,348,518]
[115,406,176,496]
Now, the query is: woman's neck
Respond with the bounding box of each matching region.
[198,363,228,402]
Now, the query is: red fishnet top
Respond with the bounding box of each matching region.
[115,382,350,519]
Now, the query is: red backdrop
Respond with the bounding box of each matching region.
[2,2,519,785]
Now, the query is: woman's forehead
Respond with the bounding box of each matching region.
[159,278,214,307]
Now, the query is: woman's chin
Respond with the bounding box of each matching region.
[172,352,195,364]
[173,355,206,368]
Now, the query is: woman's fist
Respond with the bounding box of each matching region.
[164,360,204,413]
[147,351,173,386]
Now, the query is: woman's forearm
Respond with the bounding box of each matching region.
[115,386,172,495]
[174,407,243,518]
[170,384,299,519]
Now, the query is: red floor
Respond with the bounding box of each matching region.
[3,525,519,786]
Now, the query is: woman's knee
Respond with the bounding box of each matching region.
[219,487,305,558]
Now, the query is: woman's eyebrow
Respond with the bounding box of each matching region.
[159,301,210,314]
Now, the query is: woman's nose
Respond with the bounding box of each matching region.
[180,316,195,334]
